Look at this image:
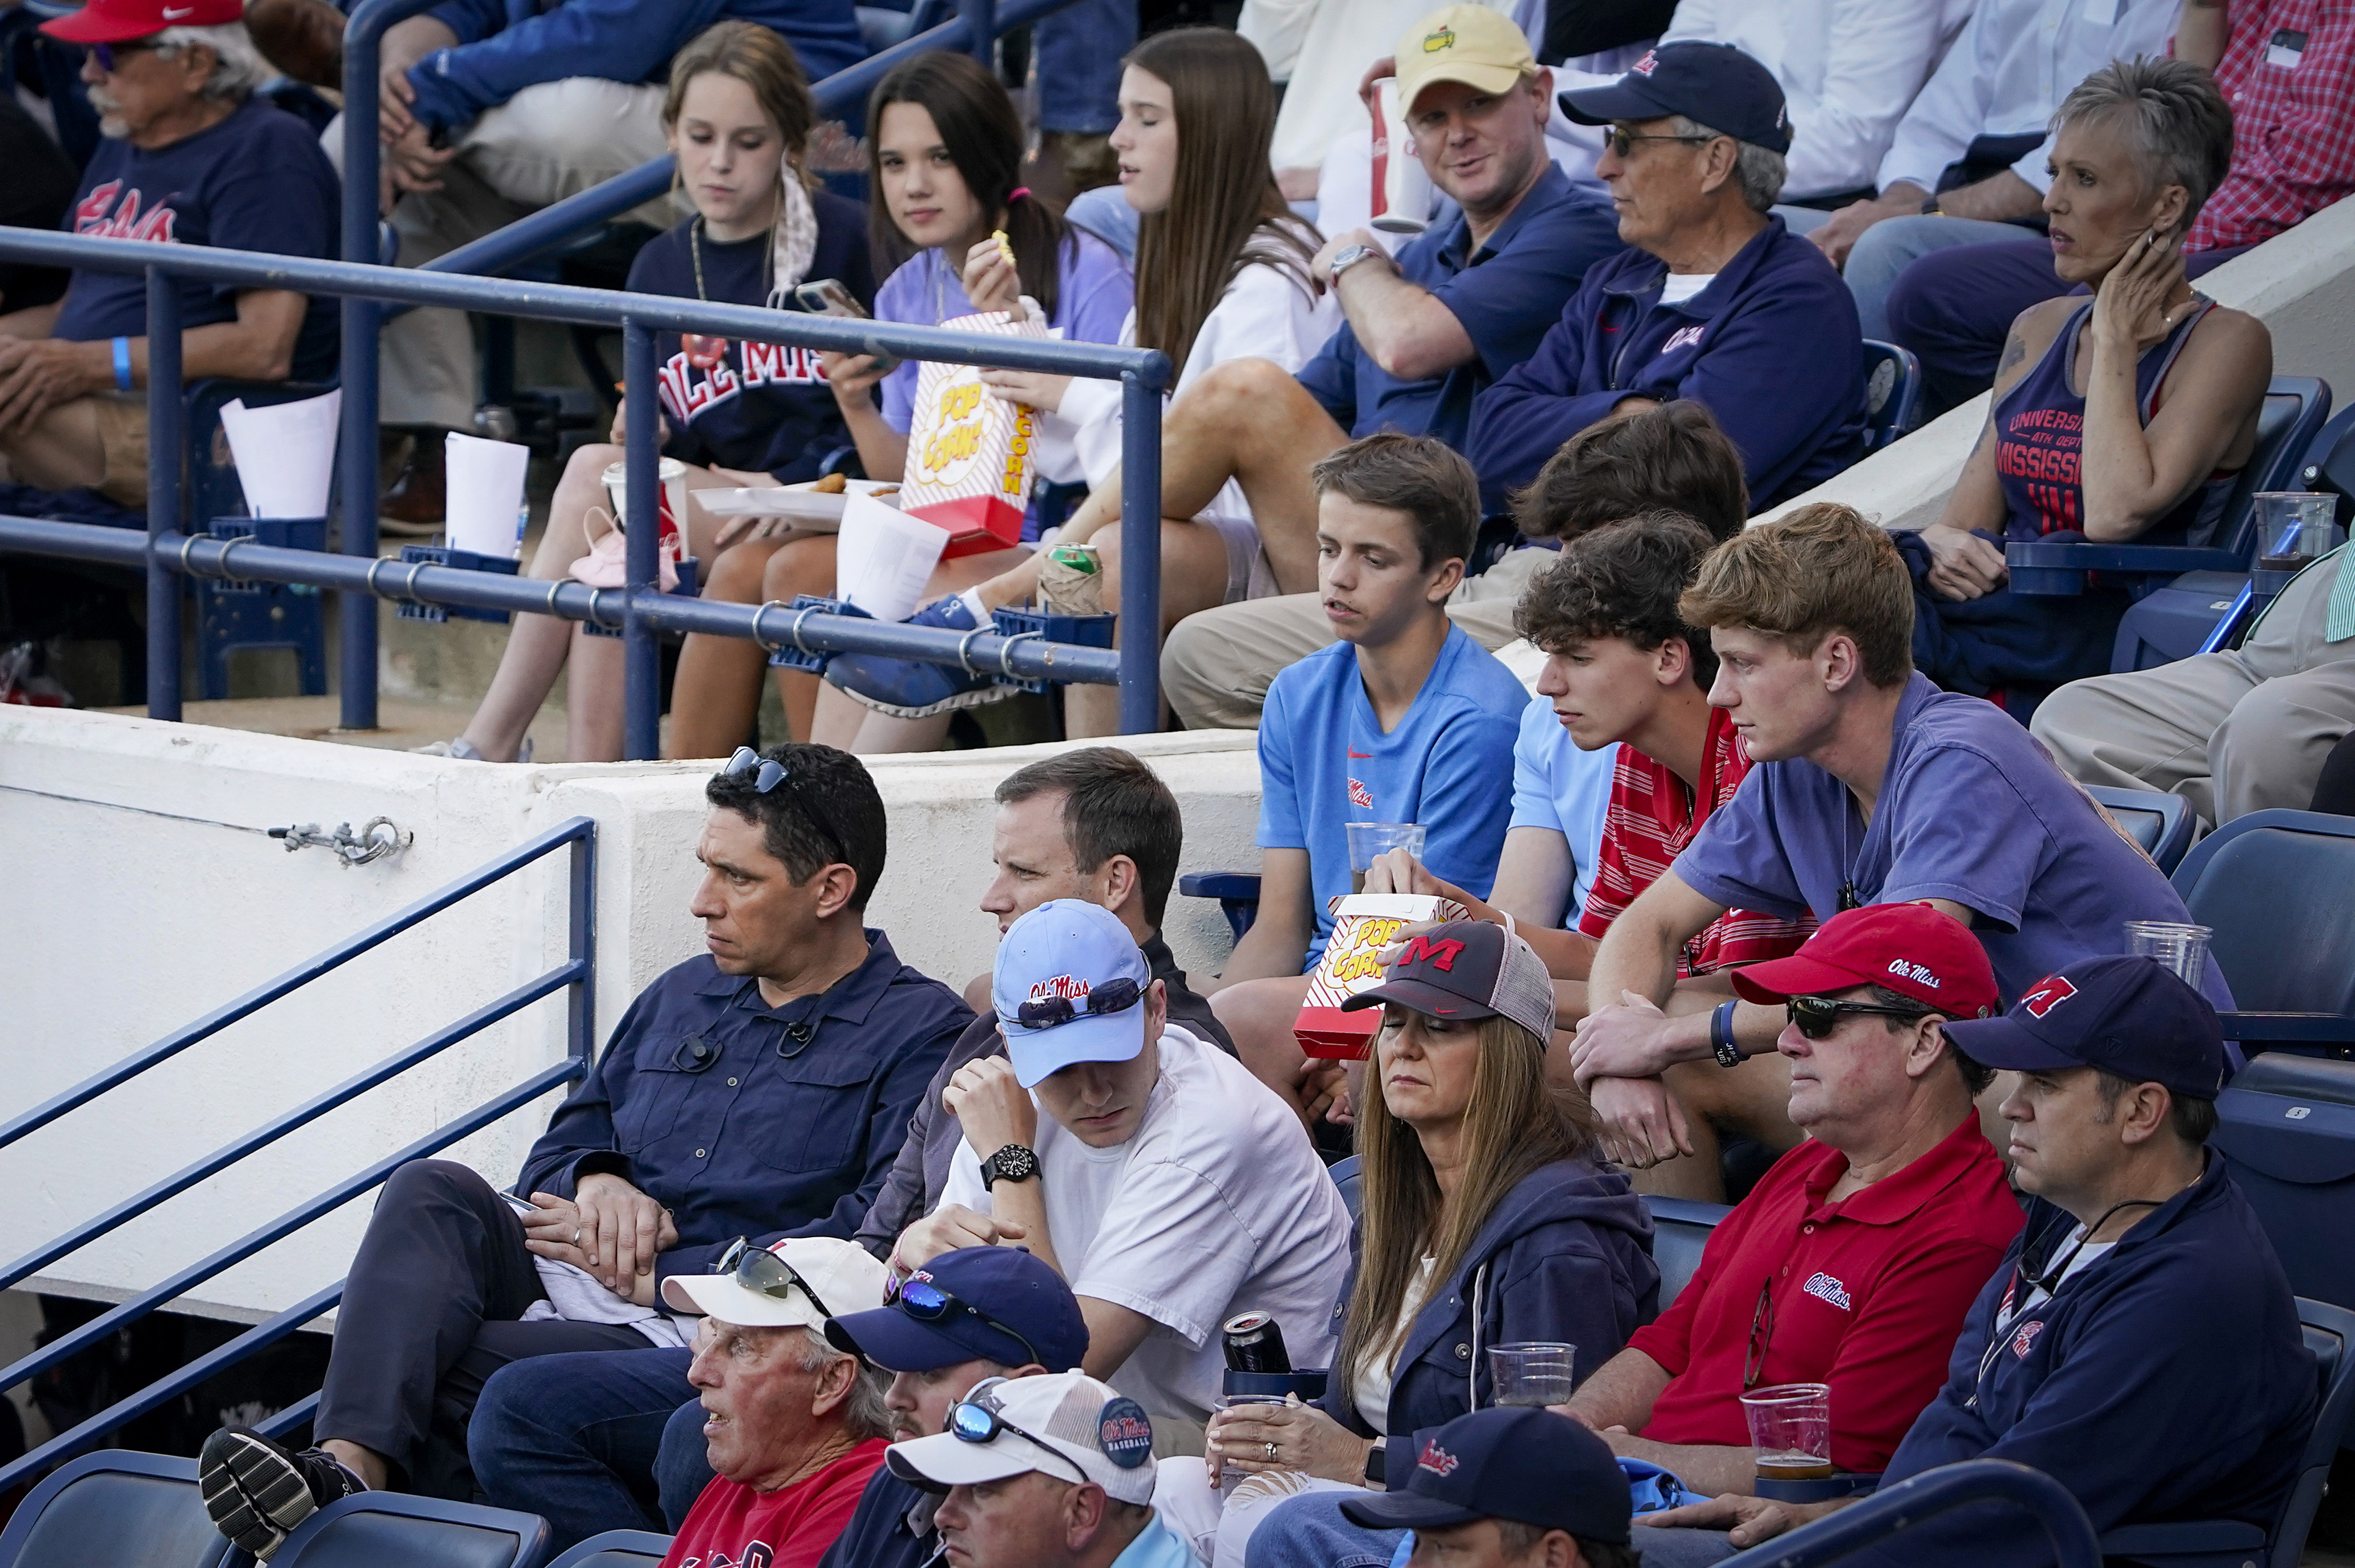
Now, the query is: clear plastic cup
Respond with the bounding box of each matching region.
[1487,1342,1576,1407]
[1741,1382,1833,1482]
[1345,822,1427,893]
[2125,920,2212,986]
[2252,492,2345,572]
[1211,1393,1288,1498]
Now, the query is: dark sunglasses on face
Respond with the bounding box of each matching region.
[1607,129,1714,159]
[718,746,848,864]
[1014,976,1143,1030]
[712,1236,834,1320]
[1784,995,1936,1040]
[886,1274,1043,1366]
[85,39,161,73]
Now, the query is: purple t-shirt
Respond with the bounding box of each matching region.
[1672,675,2236,1012]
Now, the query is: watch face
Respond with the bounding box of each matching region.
[987,1145,1040,1183]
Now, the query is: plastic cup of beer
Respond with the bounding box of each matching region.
[1346,822,1427,894]
[2252,492,2345,571]
[1741,1383,1833,1482]
[2124,920,2212,986]
[1487,1342,1576,1407]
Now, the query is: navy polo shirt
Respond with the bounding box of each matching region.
[1293,163,1623,451]
[514,930,970,1284]
[814,1468,936,1568]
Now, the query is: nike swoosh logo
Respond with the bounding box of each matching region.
[162,5,194,14]
[1346,750,1373,758]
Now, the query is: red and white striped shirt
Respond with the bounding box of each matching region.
[1577,708,1815,974]
[2185,0,2355,253]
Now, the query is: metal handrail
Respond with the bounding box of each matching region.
[1719,1459,2102,1568]
[0,818,598,1491]
[0,227,1171,748]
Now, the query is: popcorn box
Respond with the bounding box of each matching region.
[1295,892,1469,1058]
[902,309,1047,560]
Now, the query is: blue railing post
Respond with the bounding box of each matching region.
[568,831,596,1064]
[960,0,996,62]
[1117,363,1167,735]
[145,269,182,722]
[621,320,661,760]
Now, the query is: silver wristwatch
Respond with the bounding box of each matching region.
[1328,243,1380,285]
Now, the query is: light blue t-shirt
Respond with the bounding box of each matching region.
[1259,625,1527,965]
[1111,1517,1199,1568]
[1507,694,1616,924]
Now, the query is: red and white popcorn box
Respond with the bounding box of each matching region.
[1294,892,1468,1058]
[902,309,1048,559]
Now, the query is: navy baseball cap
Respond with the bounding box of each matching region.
[992,900,1154,1088]
[1942,954,2228,1101]
[826,1246,1089,1373]
[1340,1408,1631,1543]
[1558,42,1791,155]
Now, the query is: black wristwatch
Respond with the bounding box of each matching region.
[980,1143,1040,1189]
[1364,1440,1387,1487]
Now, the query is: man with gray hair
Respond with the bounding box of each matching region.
[4,0,337,510]
[1467,41,1866,511]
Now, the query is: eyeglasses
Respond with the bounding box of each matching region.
[1607,130,1716,159]
[1784,995,1935,1040]
[712,1236,834,1321]
[1013,976,1142,1030]
[719,746,848,865]
[85,39,162,73]
[886,1274,1043,1367]
[1743,1280,1775,1390]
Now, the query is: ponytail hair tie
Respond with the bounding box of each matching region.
[1008,186,1031,202]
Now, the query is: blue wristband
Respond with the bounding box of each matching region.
[111,337,133,392]
[1710,1000,1742,1068]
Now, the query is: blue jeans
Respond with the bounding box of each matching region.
[1245,1492,1403,1568]
[1034,0,1135,133]
[467,1345,704,1553]
[1842,214,2031,340]
[1631,1526,1741,1564]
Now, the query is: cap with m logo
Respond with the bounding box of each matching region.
[1339,918,1556,1041]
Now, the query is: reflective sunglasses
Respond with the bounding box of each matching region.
[886,1275,1042,1366]
[1014,976,1142,1030]
[719,746,847,863]
[947,1380,1080,1476]
[85,39,162,73]
[1784,995,1934,1040]
[1607,129,1714,159]
[712,1236,835,1321]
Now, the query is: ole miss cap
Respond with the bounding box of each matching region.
[1731,903,1999,1019]
[1340,919,1557,1042]
[1943,954,2228,1101]
[1392,4,1537,114]
[42,0,244,43]
[1557,41,1792,155]
[992,900,1154,1088]
[1341,1408,1631,1542]
[826,1245,1089,1374]
[887,1371,1157,1506]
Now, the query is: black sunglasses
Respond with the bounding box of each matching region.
[85,39,161,73]
[1744,1280,1775,1390]
[1784,995,1935,1040]
[1014,976,1143,1030]
[887,1274,1043,1366]
[719,746,848,864]
[712,1236,835,1321]
[1607,129,1714,159]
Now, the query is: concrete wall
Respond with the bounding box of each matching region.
[0,711,1257,1323]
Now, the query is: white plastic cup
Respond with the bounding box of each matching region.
[1368,79,1432,235]
[2252,492,2345,570]
[1487,1342,1576,1407]
[601,456,689,546]
[2125,920,2213,986]
[1741,1383,1833,1481]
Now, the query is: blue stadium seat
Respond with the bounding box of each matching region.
[1860,340,1925,455]
[0,1449,233,1568]
[545,1530,672,1568]
[1179,871,1262,944]
[1643,1196,1729,1310]
[2212,1054,2355,1313]
[267,1492,551,1568]
[1329,1153,1363,1221]
[185,375,339,700]
[2170,809,2355,1057]
[2085,785,2195,874]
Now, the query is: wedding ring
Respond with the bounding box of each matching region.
[1265,1442,1278,1462]
[572,1227,583,1246]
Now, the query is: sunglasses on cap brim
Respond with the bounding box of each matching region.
[886,1275,1043,1366]
[1013,976,1143,1030]
[712,1236,835,1320]
[947,1387,1087,1481]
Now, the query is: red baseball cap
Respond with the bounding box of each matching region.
[41,0,244,44]
[1729,903,1998,1018]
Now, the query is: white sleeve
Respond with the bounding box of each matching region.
[1064,308,1138,492]
[1874,0,1999,193]
[1782,0,1949,199]
[1236,0,1318,81]
[2008,0,2182,196]
[935,1140,990,1218]
[1067,1161,1254,1346]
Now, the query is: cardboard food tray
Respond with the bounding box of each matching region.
[697,479,903,528]
[1295,892,1469,1058]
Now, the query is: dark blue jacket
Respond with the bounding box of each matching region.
[1316,1158,1659,1439]
[410,0,866,134]
[1466,215,1865,513]
[1876,1158,2314,1565]
[814,1467,938,1568]
[514,934,970,1286]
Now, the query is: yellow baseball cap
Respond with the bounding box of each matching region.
[1393,4,1535,113]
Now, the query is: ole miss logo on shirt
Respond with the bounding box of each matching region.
[73,180,180,244]
[678,1542,776,1568]
[657,340,829,428]
[1348,778,1374,809]
[2011,1319,2047,1359]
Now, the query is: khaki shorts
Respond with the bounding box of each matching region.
[89,392,150,508]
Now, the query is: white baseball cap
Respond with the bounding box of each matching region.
[885,1372,1158,1506]
[662,1236,888,1328]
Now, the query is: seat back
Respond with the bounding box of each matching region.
[2084,785,2195,874]
[1329,1154,1364,1223]
[2296,402,2355,525]
[1860,340,1924,453]
[2208,379,2334,560]
[546,1530,673,1568]
[1643,1197,1730,1310]
[270,1492,551,1568]
[2213,1056,2355,1313]
[2172,810,2355,1017]
[0,1450,230,1568]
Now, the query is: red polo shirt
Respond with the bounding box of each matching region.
[1627,1116,2022,1472]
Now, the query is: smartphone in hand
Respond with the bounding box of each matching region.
[793,279,897,375]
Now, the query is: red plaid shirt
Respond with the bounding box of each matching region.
[2185,0,2355,252]
[1577,707,1814,973]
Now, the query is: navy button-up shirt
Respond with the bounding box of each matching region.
[815,1468,937,1568]
[514,930,971,1284]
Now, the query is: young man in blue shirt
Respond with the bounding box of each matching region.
[1208,433,1526,1114]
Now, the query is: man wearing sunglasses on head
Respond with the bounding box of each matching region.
[1547,904,2022,1545]
[895,899,1353,1442]
[206,744,971,1559]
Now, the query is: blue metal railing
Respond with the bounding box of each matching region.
[0,816,598,1492]
[1719,1460,2101,1568]
[0,227,1170,751]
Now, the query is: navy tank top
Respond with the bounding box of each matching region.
[1989,296,2236,547]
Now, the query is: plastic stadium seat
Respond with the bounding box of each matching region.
[2085,785,2195,874]
[2170,809,2355,1056]
[1643,1196,1729,1310]
[1860,340,1925,454]
[1179,871,1262,944]
[1329,1154,1363,1221]
[0,1450,233,1568]
[268,1492,551,1568]
[2213,1055,2355,1313]
[546,1530,673,1567]
[2094,1298,2355,1568]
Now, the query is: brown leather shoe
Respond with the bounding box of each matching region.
[244,0,346,90]
[379,431,447,531]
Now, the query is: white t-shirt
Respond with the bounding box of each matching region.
[935,1023,1354,1424]
[1658,272,1718,306]
[1348,1255,1437,1435]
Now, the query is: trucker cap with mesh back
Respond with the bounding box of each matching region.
[885,1371,1158,1505]
[1341,919,1557,1041]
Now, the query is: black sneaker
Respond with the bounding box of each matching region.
[199,1427,367,1560]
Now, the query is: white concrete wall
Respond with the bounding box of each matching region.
[0,711,1257,1323]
